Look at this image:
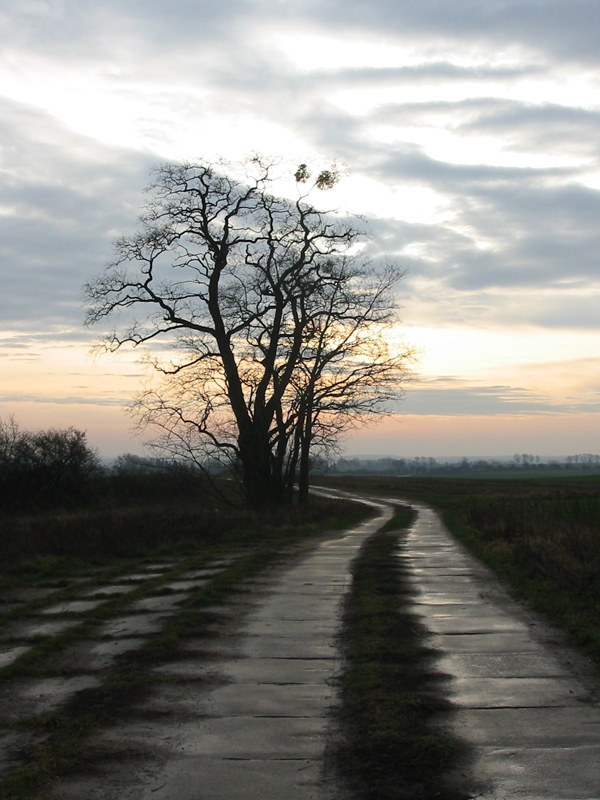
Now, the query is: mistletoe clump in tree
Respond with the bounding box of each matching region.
[85,157,413,508]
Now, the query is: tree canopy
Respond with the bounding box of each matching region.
[85,157,413,507]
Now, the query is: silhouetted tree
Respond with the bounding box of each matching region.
[85,157,412,508]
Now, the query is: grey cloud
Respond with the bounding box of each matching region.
[0,98,156,331]
[353,141,600,301]
[320,62,543,87]
[3,1,599,89]
[456,100,600,158]
[401,379,596,416]
[371,98,600,162]
[0,0,250,60]
[1,3,599,343]
[299,0,600,67]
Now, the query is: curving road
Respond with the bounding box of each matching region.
[4,491,600,799]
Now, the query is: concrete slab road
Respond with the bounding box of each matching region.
[15,490,600,799]
[48,499,393,800]
[403,501,600,800]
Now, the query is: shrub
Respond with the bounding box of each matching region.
[0,416,100,510]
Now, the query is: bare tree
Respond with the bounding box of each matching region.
[85,157,413,507]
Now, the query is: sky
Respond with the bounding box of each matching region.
[1,0,599,459]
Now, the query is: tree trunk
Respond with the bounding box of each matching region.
[297,392,314,506]
[238,426,286,509]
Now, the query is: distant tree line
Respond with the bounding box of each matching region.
[325,454,600,476]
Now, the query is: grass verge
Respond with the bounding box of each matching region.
[336,506,470,800]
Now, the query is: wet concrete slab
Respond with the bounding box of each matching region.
[423,615,529,635]
[45,498,394,800]
[410,565,476,576]
[0,643,30,668]
[2,618,77,640]
[0,675,101,720]
[475,745,600,799]
[437,651,571,679]
[53,756,332,800]
[97,612,170,638]
[242,634,339,660]
[404,501,600,800]
[261,582,349,594]
[221,657,337,684]
[82,584,135,598]
[129,592,188,612]
[118,572,166,582]
[152,659,232,681]
[140,562,179,571]
[162,579,210,592]
[452,706,600,748]
[96,715,329,757]
[448,676,584,708]
[45,637,147,672]
[244,619,339,636]
[427,632,541,654]
[41,599,104,615]
[249,599,342,616]
[200,682,336,717]
[414,602,504,617]
[140,680,337,721]
[413,592,482,605]
[180,568,226,579]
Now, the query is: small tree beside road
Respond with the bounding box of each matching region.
[85,157,413,507]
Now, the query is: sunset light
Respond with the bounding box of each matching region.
[1,1,599,459]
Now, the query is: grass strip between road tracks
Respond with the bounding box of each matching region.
[336,506,471,800]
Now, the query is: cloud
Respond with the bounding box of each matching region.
[401,375,600,416]
[0,97,156,331]
[1,0,599,456]
[299,1,600,66]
